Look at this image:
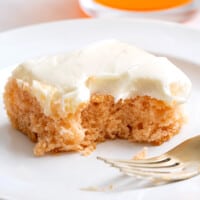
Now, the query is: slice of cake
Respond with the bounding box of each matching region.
[3,40,192,156]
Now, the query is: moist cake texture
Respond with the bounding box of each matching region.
[3,40,192,156]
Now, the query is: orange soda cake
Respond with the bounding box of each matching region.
[4,40,192,156]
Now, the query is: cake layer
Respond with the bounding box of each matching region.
[4,78,184,156]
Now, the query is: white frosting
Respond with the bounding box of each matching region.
[13,40,192,115]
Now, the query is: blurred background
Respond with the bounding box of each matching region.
[0,0,88,32]
[0,0,199,32]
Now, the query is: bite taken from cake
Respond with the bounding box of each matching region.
[3,40,192,156]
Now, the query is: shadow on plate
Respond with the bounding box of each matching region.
[0,122,82,158]
[81,173,176,192]
[0,123,34,157]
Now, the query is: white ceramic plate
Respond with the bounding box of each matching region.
[0,19,200,200]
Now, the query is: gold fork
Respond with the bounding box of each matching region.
[97,135,200,181]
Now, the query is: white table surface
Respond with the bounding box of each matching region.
[0,0,200,32]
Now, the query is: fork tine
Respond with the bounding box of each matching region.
[105,158,180,168]
[118,164,182,174]
[97,155,176,168]
[97,156,183,173]
[120,167,199,181]
[97,155,169,164]
[112,162,182,172]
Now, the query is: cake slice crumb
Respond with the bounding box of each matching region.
[81,184,113,192]
[132,147,148,160]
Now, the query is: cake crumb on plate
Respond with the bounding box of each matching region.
[132,147,148,160]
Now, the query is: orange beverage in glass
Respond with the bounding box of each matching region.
[94,0,192,11]
[79,0,196,22]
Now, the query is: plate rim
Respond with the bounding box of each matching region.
[0,18,200,68]
[0,18,200,37]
